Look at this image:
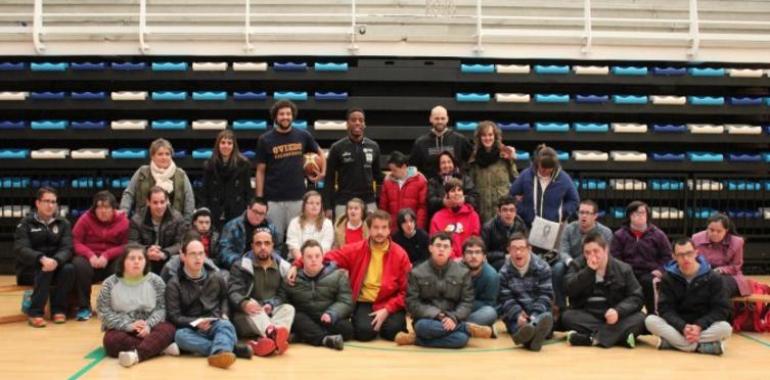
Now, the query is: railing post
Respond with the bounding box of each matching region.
[139,0,149,53]
[349,0,359,53]
[583,0,592,54]
[474,0,483,53]
[244,0,253,52]
[688,0,700,57]
[32,0,45,53]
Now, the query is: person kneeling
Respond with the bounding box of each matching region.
[283,240,354,350]
[562,232,645,348]
[645,238,732,355]
[166,236,253,369]
[397,232,492,348]
[498,233,554,351]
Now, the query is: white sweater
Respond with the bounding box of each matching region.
[286,217,334,258]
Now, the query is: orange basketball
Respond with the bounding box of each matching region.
[303,153,322,177]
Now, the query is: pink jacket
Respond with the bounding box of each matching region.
[429,203,481,259]
[72,210,129,261]
[692,230,750,296]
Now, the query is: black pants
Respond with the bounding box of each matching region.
[561,309,645,348]
[634,272,657,314]
[721,275,740,298]
[28,262,76,317]
[72,256,114,309]
[292,311,354,346]
[352,303,407,341]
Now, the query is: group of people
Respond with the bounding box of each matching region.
[13,100,747,369]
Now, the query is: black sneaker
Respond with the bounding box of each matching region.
[567,331,593,346]
[696,341,724,356]
[234,342,253,359]
[512,324,536,346]
[322,334,344,351]
[528,314,554,352]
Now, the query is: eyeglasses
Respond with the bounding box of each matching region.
[249,208,267,216]
[673,250,697,259]
[509,245,529,252]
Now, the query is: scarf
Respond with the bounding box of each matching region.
[150,160,177,194]
[474,146,501,168]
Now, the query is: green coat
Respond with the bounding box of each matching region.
[283,264,353,323]
[469,158,517,223]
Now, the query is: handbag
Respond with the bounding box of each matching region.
[527,177,565,252]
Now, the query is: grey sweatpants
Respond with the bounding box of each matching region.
[232,304,296,339]
[267,200,303,245]
[645,315,732,352]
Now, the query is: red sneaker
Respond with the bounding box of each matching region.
[272,326,290,355]
[248,338,276,357]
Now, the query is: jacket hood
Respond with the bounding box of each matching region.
[664,254,712,280]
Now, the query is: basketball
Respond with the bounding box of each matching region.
[303,153,322,177]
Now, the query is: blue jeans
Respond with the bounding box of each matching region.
[413,319,470,348]
[29,262,75,317]
[506,312,553,335]
[467,305,498,327]
[551,260,567,309]
[175,320,237,356]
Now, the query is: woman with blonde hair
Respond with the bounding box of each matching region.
[333,198,369,248]
[286,191,334,260]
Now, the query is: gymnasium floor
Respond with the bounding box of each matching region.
[1,275,768,380]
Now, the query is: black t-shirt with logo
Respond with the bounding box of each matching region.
[255,127,320,201]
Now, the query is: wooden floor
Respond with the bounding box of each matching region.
[1,275,769,380]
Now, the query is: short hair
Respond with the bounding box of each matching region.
[624,200,650,224]
[251,227,274,242]
[462,236,486,254]
[366,209,391,228]
[706,212,737,236]
[673,237,694,249]
[248,196,268,209]
[429,232,453,245]
[507,232,528,247]
[387,150,409,167]
[147,186,169,201]
[115,243,149,278]
[346,108,365,119]
[36,186,57,201]
[149,138,174,157]
[300,239,323,255]
[270,99,298,121]
[582,230,608,249]
[497,195,516,209]
[91,190,118,211]
[580,199,599,214]
[443,177,463,194]
[181,231,202,254]
[191,207,211,222]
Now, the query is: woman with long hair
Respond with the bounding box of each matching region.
[333,198,369,248]
[468,121,518,222]
[286,191,334,260]
[200,130,253,230]
[692,213,750,297]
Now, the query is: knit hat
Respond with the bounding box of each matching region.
[192,207,212,221]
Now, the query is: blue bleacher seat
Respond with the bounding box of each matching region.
[612,95,648,104]
[111,62,146,71]
[516,152,531,160]
[274,91,308,101]
[456,121,478,131]
[535,122,569,132]
[152,120,187,130]
[653,124,687,133]
[0,149,29,159]
[556,151,568,160]
[729,153,762,162]
[152,62,188,71]
[575,94,609,104]
[31,120,67,130]
[729,97,763,106]
[192,91,227,101]
[315,62,349,72]
[652,152,686,162]
[173,150,187,159]
[233,91,267,100]
[30,62,68,72]
[112,149,147,159]
[315,91,348,101]
[574,123,609,133]
[152,91,187,101]
[611,66,647,76]
[498,122,530,131]
[30,91,66,100]
[460,64,495,73]
[274,62,308,71]
[687,152,724,162]
[688,96,725,106]
[456,93,490,102]
[0,120,26,129]
[71,62,106,71]
[292,120,308,129]
[233,119,267,130]
[0,62,25,71]
[193,149,213,160]
[534,65,570,74]
[534,94,569,103]
[71,91,106,100]
[653,67,687,76]
[71,120,106,130]
[688,67,725,77]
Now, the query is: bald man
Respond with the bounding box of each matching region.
[409,106,473,179]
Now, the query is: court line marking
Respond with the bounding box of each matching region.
[68,347,106,380]
[345,338,561,353]
[738,332,770,349]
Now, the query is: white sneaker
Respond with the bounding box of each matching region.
[118,350,139,368]
[163,343,180,356]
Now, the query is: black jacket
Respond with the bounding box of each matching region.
[409,129,472,180]
[392,229,430,266]
[128,206,187,272]
[165,269,229,327]
[565,256,644,318]
[481,215,528,271]
[200,158,253,229]
[658,256,732,332]
[322,136,382,209]
[14,212,73,283]
[406,260,474,322]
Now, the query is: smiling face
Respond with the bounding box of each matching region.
[218,137,234,160]
[479,126,495,149]
[446,186,465,206]
[438,154,455,175]
[274,106,294,130]
[151,147,172,169]
[347,111,365,140]
[429,106,449,133]
[148,191,168,220]
[35,191,58,220]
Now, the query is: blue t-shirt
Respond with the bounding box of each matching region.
[255,127,320,201]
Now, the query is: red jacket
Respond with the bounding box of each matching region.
[429,203,481,259]
[378,172,428,230]
[295,239,412,314]
[72,210,129,261]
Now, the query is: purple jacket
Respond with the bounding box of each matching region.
[610,225,672,274]
[692,230,750,296]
